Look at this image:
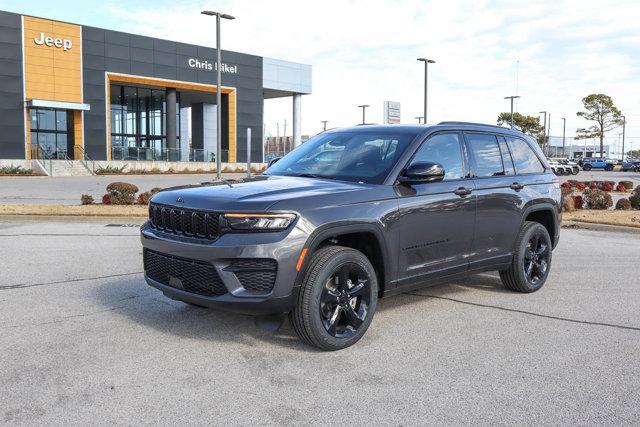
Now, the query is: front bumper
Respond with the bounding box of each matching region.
[140,221,308,315]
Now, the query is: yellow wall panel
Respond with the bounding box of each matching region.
[23,16,82,103]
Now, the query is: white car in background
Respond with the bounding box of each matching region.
[547,159,572,175]
[549,158,579,175]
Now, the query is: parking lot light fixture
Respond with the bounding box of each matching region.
[357,105,370,125]
[201,10,235,179]
[417,58,436,123]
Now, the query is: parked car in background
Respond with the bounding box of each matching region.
[582,158,614,171]
[548,159,571,175]
[621,160,640,172]
[549,158,579,175]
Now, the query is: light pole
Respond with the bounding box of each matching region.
[561,117,566,157]
[415,116,424,124]
[417,58,435,123]
[321,120,328,131]
[357,105,369,125]
[201,10,235,179]
[621,115,626,161]
[504,95,520,129]
[539,111,547,146]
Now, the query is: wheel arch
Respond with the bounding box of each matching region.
[521,203,559,249]
[295,222,392,297]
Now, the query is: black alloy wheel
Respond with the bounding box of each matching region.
[319,263,372,338]
[523,230,550,286]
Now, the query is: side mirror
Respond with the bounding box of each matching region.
[268,157,282,168]
[398,162,445,184]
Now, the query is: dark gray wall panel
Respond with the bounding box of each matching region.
[0,10,23,159]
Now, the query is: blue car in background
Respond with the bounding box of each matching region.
[582,158,614,171]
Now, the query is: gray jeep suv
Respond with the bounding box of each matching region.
[141,122,561,350]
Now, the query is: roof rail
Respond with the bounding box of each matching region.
[437,121,513,130]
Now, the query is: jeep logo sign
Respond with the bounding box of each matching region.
[34,32,73,51]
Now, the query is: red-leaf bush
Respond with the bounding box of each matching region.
[602,182,613,192]
[615,184,627,192]
[575,182,586,191]
[618,180,633,190]
[572,195,584,209]
[561,181,572,189]
[102,194,111,205]
[589,182,598,190]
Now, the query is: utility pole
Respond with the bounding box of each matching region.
[276,122,280,156]
[561,117,566,157]
[358,105,369,125]
[539,111,547,146]
[622,115,626,161]
[504,95,521,129]
[321,120,328,131]
[547,114,551,155]
[417,58,435,123]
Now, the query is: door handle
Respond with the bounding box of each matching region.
[454,187,473,197]
[510,182,525,191]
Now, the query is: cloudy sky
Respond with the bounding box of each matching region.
[4,0,639,150]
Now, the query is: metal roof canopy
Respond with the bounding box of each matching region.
[26,99,91,111]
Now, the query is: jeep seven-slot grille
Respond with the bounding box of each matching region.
[144,249,227,297]
[148,203,220,240]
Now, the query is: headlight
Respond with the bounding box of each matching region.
[223,213,296,231]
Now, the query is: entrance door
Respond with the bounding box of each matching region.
[29,108,71,159]
[395,132,476,286]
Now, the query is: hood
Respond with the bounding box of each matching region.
[150,175,375,212]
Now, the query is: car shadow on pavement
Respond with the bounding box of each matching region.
[90,272,509,351]
[90,276,321,352]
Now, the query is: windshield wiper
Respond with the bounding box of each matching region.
[287,173,336,180]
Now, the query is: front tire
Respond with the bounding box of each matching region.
[583,164,592,171]
[290,245,378,351]
[500,222,552,293]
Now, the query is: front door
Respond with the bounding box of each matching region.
[394,132,476,287]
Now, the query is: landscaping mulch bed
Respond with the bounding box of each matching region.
[563,210,640,229]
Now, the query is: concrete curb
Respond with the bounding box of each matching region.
[562,220,640,234]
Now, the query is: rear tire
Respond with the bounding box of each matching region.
[290,245,378,351]
[583,164,592,171]
[605,165,614,171]
[500,222,552,293]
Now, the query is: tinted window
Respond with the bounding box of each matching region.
[411,133,464,180]
[266,131,418,184]
[498,137,515,175]
[466,133,504,177]
[506,137,545,174]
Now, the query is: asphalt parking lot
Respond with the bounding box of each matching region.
[1,217,639,424]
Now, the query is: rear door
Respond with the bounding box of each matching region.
[394,132,476,284]
[465,133,524,268]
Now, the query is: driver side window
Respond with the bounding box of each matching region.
[411,133,464,180]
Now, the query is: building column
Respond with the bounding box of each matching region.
[166,88,177,151]
[292,93,302,148]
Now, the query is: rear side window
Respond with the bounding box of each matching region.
[411,132,465,180]
[466,133,504,177]
[498,137,515,175]
[506,137,545,174]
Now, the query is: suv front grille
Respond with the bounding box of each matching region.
[149,203,220,240]
[144,249,227,297]
[225,259,278,294]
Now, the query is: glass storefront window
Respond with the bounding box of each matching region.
[30,108,69,159]
[110,84,180,160]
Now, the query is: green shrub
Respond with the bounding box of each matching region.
[583,188,613,210]
[95,165,126,174]
[106,182,139,194]
[137,191,152,205]
[0,165,33,175]
[615,198,632,210]
[150,187,162,195]
[80,194,94,205]
[109,192,135,205]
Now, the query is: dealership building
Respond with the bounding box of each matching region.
[0,10,311,167]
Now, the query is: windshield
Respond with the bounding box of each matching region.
[265,131,418,184]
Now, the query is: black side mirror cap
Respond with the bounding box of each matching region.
[398,162,445,184]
